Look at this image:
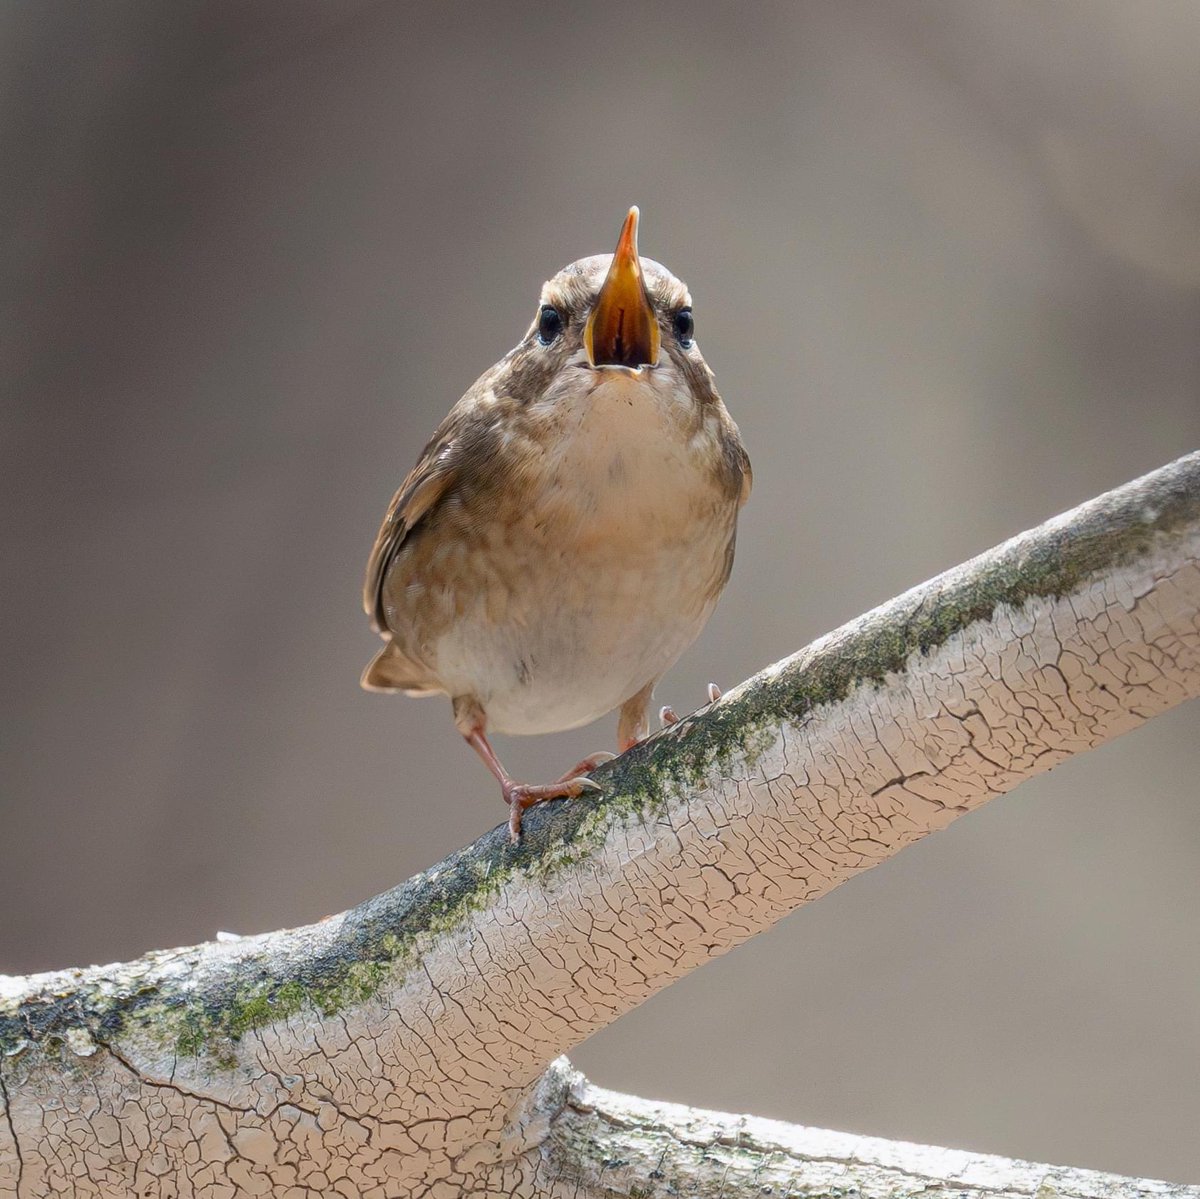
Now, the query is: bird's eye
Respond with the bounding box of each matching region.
[673,307,695,347]
[537,305,564,344]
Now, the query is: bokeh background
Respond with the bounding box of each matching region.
[4,0,1200,1182]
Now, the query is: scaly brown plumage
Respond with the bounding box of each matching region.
[363,208,751,840]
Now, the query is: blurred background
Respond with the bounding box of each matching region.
[3,0,1199,1181]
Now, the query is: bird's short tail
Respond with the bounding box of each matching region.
[360,640,439,696]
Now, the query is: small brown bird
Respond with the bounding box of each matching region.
[363,207,751,840]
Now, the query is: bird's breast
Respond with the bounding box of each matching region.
[533,371,724,544]
[416,372,739,734]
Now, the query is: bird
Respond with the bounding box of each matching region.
[362,207,751,841]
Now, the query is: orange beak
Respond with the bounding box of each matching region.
[584,206,660,370]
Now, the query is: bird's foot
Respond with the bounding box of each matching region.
[659,682,722,728]
[504,775,603,843]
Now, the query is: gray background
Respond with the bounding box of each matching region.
[4,0,1199,1182]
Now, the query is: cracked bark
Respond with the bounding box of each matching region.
[516,1060,1200,1199]
[3,452,1199,1198]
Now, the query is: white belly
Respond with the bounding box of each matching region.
[431,373,736,734]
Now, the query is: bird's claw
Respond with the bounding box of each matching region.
[557,751,616,781]
[504,774,604,842]
[659,684,721,731]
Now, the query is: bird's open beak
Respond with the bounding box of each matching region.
[585,206,660,370]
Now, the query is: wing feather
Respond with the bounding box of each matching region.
[363,433,461,634]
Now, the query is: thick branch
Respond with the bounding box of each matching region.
[2,453,1199,1196]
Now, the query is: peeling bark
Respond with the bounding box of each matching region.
[2,453,1198,1197]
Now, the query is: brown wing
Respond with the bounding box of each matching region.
[363,372,510,636]
[732,435,753,507]
[363,428,461,635]
[716,404,753,508]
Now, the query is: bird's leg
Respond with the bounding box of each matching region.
[617,682,654,752]
[455,697,601,843]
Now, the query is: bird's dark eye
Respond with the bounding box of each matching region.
[673,307,695,347]
[537,305,564,344]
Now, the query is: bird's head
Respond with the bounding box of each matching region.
[502,207,717,409]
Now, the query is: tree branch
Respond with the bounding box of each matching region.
[507,1059,1200,1199]
[3,453,1198,1197]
